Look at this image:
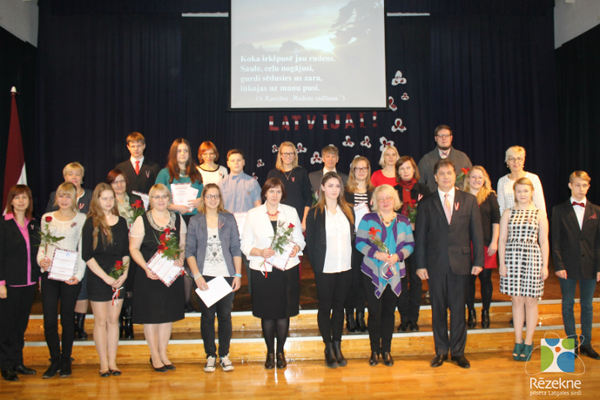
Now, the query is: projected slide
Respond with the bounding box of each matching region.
[231,0,387,109]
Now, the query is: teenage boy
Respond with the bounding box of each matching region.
[115,132,160,195]
[552,171,600,360]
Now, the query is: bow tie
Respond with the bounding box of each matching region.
[572,201,585,208]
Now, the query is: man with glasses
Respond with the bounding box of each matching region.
[309,145,349,197]
[552,171,600,360]
[417,125,473,193]
[115,132,160,196]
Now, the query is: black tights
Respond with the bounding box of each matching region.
[467,269,493,311]
[261,318,290,354]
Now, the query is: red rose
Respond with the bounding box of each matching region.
[410,199,417,205]
[164,228,171,235]
[134,200,143,208]
[45,216,52,223]
[288,223,295,229]
[159,234,166,242]
[368,227,381,236]
[158,244,165,252]
[115,261,123,266]
[461,168,469,174]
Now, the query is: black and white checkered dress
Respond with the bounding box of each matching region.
[500,209,544,298]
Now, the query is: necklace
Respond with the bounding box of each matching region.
[378,212,396,226]
[266,210,280,217]
[283,168,293,180]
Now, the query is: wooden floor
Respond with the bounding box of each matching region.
[2,351,599,399]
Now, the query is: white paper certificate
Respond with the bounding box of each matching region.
[266,241,296,271]
[48,249,78,282]
[233,212,247,239]
[146,252,183,287]
[354,202,369,232]
[195,276,233,308]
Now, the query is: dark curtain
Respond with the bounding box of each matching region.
[182,16,431,184]
[430,12,559,208]
[0,27,36,197]
[556,24,600,203]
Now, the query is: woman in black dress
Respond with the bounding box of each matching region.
[0,185,40,382]
[266,141,312,231]
[343,156,374,333]
[129,184,186,372]
[394,156,431,332]
[82,183,130,377]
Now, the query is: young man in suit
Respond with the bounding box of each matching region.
[552,171,600,360]
[115,132,161,195]
[414,159,484,369]
[309,145,349,197]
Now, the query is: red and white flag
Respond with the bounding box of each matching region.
[3,87,27,210]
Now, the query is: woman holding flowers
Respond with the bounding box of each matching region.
[464,166,500,329]
[107,169,144,340]
[129,184,187,373]
[306,172,355,368]
[82,183,130,377]
[241,178,305,370]
[37,182,87,379]
[356,184,414,367]
[186,184,242,373]
[394,156,430,333]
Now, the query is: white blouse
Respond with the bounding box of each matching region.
[197,165,228,185]
[497,172,546,215]
[323,206,352,274]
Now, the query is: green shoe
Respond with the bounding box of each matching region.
[520,343,534,361]
[512,342,524,361]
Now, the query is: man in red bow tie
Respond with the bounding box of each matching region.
[552,171,600,360]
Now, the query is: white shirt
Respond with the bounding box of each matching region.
[571,197,587,230]
[323,205,352,273]
[130,156,145,170]
[438,148,451,159]
[203,227,229,277]
[323,167,337,175]
[438,187,455,217]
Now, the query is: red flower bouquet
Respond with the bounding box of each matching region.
[155,227,182,261]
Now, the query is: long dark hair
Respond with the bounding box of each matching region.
[166,138,202,184]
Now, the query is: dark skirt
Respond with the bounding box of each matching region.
[251,267,299,319]
[87,265,125,302]
[132,271,184,324]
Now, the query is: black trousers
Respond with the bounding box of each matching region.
[344,248,367,314]
[41,273,81,362]
[315,269,353,343]
[0,284,37,370]
[467,269,493,312]
[199,276,235,358]
[364,280,398,352]
[429,271,469,357]
[396,257,422,323]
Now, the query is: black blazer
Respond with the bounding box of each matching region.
[305,206,355,274]
[414,190,484,276]
[0,218,41,285]
[552,200,600,280]
[115,159,161,195]
[394,182,432,205]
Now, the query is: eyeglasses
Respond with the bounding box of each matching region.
[378,196,393,203]
[151,195,169,200]
[508,157,523,163]
[281,152,295,158]
[112,180,126,185]
[205,194,220,200]
[436,134,452,139]
[354,167,368,172]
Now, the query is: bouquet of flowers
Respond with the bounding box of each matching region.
[402,199,418,224]
[270,221,295,254]
[108,260,128,305]
[368,227,397,279]
[156,227,182,261]
[456,167,470,183]
[128,199,145,226]
[36,215,65,255]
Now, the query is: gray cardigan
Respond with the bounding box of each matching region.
[417,146,473,193]
[185,212,242,276]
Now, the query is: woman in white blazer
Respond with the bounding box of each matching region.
[241,178,305,370]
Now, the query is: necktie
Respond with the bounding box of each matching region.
[572,201,585,208]
[135,160,140,175]
[440,150,449,159]
[444,194,452,224]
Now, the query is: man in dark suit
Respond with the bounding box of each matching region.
[414,158,484,369]
[552,171,600,360]
[115,132,161,195]
[309,145,348,197]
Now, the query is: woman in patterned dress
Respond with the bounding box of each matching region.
[498,177,549,361]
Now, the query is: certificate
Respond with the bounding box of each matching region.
[146,252,184,287]
[354,202,369,232]
[266,241,296,271]
[170,183,199,212]
[48,249,78,282]
[233,212,247,239]
[195,276,233,308]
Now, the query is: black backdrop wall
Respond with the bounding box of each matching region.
[24,0,558,215]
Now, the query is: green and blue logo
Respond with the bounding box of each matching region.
[541,338,576,373]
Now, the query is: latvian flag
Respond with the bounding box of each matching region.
[3,87,27,211]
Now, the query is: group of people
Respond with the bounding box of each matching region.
[1,126,599,382]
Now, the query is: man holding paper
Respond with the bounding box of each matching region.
[186,184,243,373]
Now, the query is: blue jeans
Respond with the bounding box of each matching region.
[559,277,597,346]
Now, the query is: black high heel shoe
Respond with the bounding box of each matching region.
[481,310,490,328]
[149,358,167,373]
[467,309,476,328]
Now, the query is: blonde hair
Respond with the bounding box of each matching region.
[513,177,534,205]
[54,182,78,212]
[346,156,374,193]
[197,183,228,214]
[464,166,496,205]
[88,183,119,250]
[371,184,402,212]
[275,142,299,172]
[569,171,591,183]
[63,162,85,178]
[505,146,526,163]
[379,146,400,168]
[148,184,171,210]
[313,172,354,225]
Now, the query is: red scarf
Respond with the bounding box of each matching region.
[398,178,417,206]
